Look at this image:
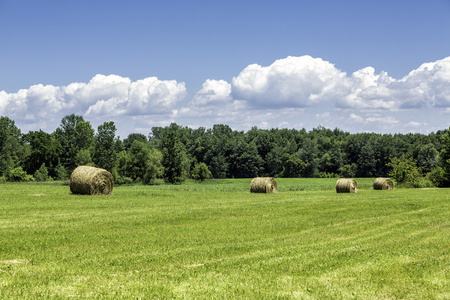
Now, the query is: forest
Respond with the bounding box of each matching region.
[1,114,449,187]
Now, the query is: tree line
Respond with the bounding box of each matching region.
[1,114,449,187]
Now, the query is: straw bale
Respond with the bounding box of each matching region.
[336,178,357,193]
[373,177,394,190]
[70,166,114,195]
[250,177,278,193]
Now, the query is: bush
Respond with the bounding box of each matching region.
[338,164,357,178]
[7,167,33,182]
[116,175,133,185]
[112,167,133,185]
[54,163,69,181]
[191,162,212,182]
[427,167,447,187]
[317,172,338,178]
[34,164,50,181]
[387,156,422,186]
[143,168,158,185]
[415,177,435,188]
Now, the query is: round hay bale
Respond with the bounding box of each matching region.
[373,177,394,190]
[70,166,114,195]
[336,178,357,193]
[250,177,278,193]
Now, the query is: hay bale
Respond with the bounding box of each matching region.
[336,178,357,193]
[70,166,114,195]
[250,177,278,193]
[373,177,394,190]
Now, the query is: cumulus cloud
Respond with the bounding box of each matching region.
[231,56,346,108]
[191,79,232,106]
[179,79,243,122]
[0,74,186,131]
[394,57,450,108]
[188,55,450,112]
[183,55,450,133]
[339,57,450,110]
[82,75,186,116]
[336,68,397,109]
[2,55,450,135]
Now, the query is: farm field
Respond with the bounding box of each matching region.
[0,179,448,299]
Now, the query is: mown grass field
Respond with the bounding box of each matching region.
[0,179,448,299]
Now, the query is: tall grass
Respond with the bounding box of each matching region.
[0,180,448,298]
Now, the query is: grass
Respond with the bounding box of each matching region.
[143,177,376,192]
[0,179,448,299]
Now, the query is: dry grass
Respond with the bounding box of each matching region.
[69,166,114,195]
[373,177,394,190]
[336,178,357,193]
[250,177,278,193]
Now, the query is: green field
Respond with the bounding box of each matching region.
[0,179,448,299]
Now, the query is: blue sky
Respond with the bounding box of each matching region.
[1,0,450,137]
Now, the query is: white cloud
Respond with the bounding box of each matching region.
[179,79,242,123]
[2,55,450,135]
[365,116,399,125]
[231,56,346,108]
[82,75,186,116]
[338,57,450,110]
[185,55,450,133]
[315,112,331,119]
[337,68,397,109]
[226,55,450,112]
[191,79,232,106]
[404,121,421,128]
[349,113,363,123]
[0,74,186,132]
[395,57,450,108]
[278,121,290,128]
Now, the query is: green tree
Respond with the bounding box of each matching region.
[143,147,164,184]
[209,155,228,179]
[298,138,319,177]
[338,163,357,178]
[439,128,450,186]
[281,153,306,178]
[318,150,342,176]
[53,114,94,173]
[266,145,284,177]
[192,162,212,182]
[93,121,117,171]
[252,129,276,175]
[128,140,151,181]
[23,130,62,177]
[203,124,235,178]
[162,125,189,184]
[115,150,132,181]
[417,144,439,173]
[0,117,26,176]
[123,133,148,150]
[54,163,69,180]
[230,140,263,178]
[387,156,422,186]
[357,138,378,177]
[34,163,50,181]
[114,140,163,184]
[75,149,94,167]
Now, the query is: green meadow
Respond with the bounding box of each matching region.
[0,179,448,299]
